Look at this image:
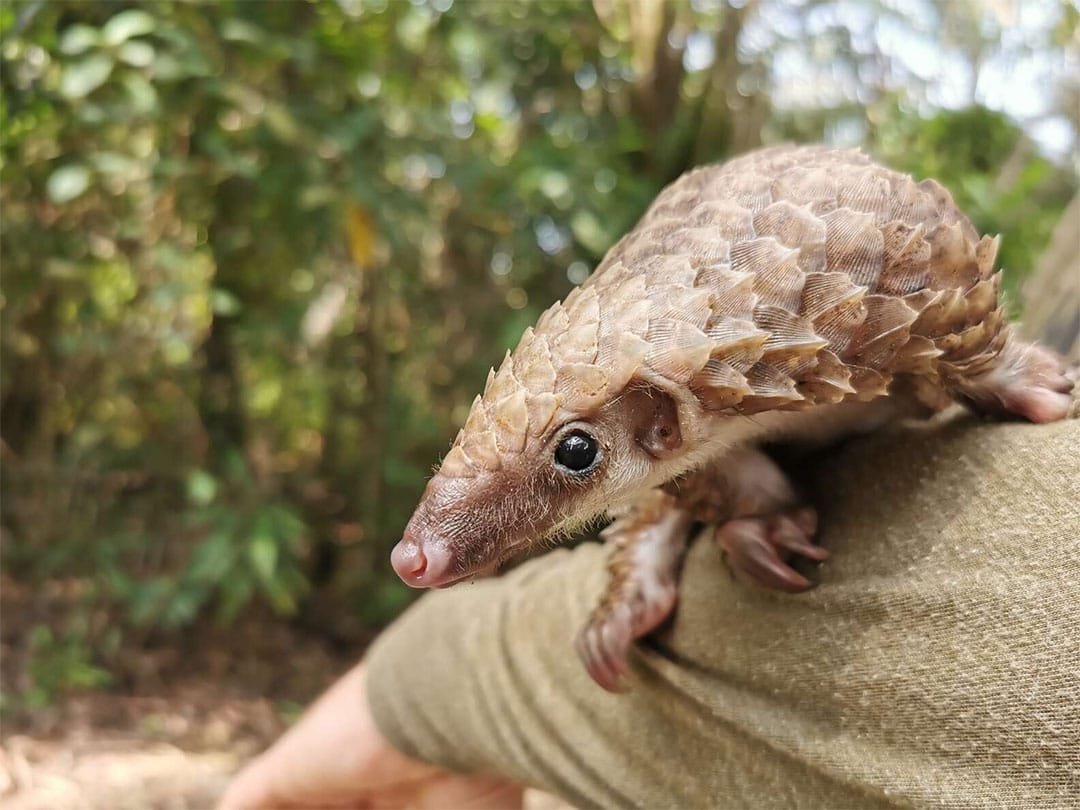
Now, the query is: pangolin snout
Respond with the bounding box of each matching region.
[394,465,526,588]
[391,525,457,588]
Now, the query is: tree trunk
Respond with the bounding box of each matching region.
[1021,192,1080,361]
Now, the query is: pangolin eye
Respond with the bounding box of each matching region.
[554,431,599,473]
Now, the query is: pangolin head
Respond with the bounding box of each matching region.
[391,280,702,588]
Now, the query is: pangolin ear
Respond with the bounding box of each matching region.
[625,384,683,458]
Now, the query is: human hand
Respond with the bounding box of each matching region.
[218,662,523,810]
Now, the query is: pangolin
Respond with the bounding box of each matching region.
[391,145,1072,691]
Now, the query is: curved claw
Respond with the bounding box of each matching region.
[576,580,678,692]
[716,507,826,592]
[770,508,828,561]
[576,603,634,692]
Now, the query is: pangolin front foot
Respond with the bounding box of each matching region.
[715,506,826,592]
[576,491,692,692]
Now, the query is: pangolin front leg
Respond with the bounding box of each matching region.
[577,447,826,691]
[576,489,693,692]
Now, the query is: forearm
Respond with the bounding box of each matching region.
[218,661,522,810]
[366,538,868,809]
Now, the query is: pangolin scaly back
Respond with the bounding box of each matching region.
[440,145,1005,478]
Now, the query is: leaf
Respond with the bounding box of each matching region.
[266,101,300,137]
[186,470,218,505]
[122,73,159,113]
[248,532,278,584]
[128,579,172,627]
[345,202,377,268]
[65,661,113,690]
[220,18,263,43]
[570,209,613,255]
[90,151,140,180]
[101,9,156,47]
[59,25,101,56]
[46,165,91,203]
[259,570,301,615]
[164,585,207,628]
[265,504,306,545]
[187,529,236,583]
[60,54,113,100]
[210,288,241,316]
[117,40,155,68]
[217,574,255,623]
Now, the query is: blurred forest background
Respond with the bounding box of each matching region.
[1,0,1078,750]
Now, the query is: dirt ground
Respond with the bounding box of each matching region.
[1,571,344,809]
[1,689,287,809]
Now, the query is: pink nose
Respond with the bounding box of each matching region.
[390,534,455,588]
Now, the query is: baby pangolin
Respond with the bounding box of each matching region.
[391,145,1072,691]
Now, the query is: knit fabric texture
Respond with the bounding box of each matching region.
[365,414,1080,809]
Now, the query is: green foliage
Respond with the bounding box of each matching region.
[870,106,1075,304]
[105,460,310,630]
[1,1,1075,704]
[4,624,115,715]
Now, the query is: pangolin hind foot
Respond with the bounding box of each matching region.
[947,334,1074,424]
[715,506,824,593]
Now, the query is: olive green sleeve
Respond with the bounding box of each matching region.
[365,416,1080,810]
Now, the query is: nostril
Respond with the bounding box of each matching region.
[390,531,458,588]
[420,544,452,582]
[391,539,428,582]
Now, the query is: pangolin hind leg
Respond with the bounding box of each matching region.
[714,508,823,591]
[708,447,825,591]
[703,447,828,593]
[577,448,826,691]
[949,332,1074,424]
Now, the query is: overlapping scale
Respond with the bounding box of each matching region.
[644,319,714,383]
[690,359,753,411]
[437,145,1009,477]
[733,238,805,311]
[878,222,931,295]
[753,201,827,274]
[823,208,885,288]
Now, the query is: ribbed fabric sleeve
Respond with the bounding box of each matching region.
[366,416,1080,809]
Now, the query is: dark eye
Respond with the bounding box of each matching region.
[554,431,599,473]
